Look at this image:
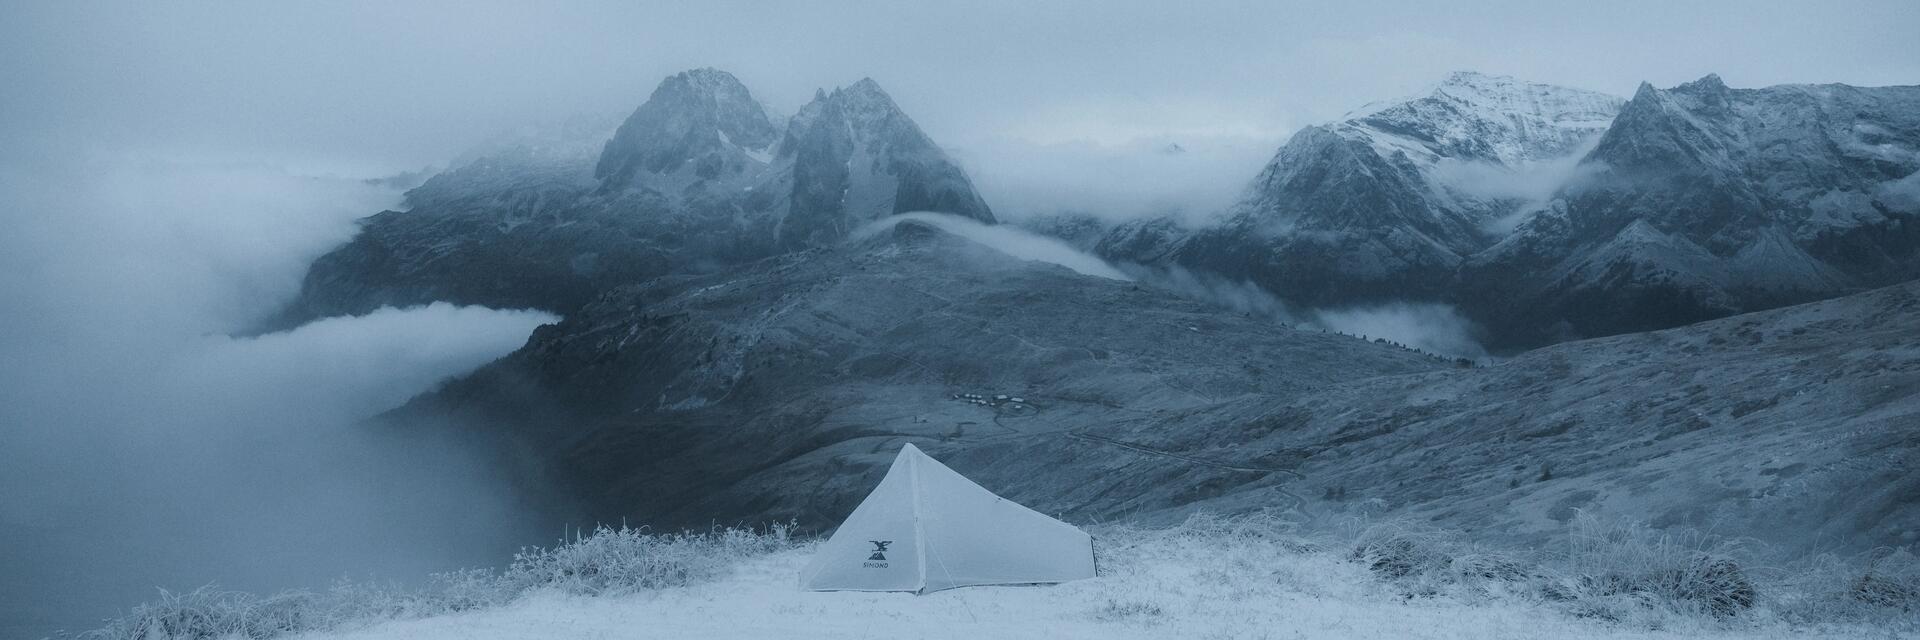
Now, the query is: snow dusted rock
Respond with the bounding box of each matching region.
[773,78,995,249]
[1462,75,1920,344]
[1097,72,1920,348]
[1349,70,1624,168]
[595,68,779,190]
[395,219,1446,531]
[1099,72,1624,307]
[267,70,991,330]
[397,218,1918,556]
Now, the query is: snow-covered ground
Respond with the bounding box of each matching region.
[290,522,1908,640]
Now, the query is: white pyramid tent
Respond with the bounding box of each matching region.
[800,443,1095,593]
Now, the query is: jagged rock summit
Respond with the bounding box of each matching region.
[1341,70,1625,168]
[266,69,993,330]
[1096,71,1920,348]
[595,68,779,190]
[1463,73,1920,342]
[773,77,995,248]
[1099,71,1626,307]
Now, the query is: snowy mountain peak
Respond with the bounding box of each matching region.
[646,69,770,131]
[1677,73,1728,93]
[776,75,994,247]
[595,68,779,188]
[672,67,752,94]
[1098,72,1628,321]
[1432,70,1545,101]
[1341,71,1624,167]
[827,77,908,124]
[1439,69,1499,84]
[782,77,924,153]
[845,76,887,96]
[1225,72,1624,241]
[284,70,997,329]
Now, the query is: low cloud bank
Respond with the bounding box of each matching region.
[1876,169,1920,212]
[0,157,555,636]
[1126,264,1295,320]
[857,217,1491,360]
[1428,137,1604,235]
[955,135,1276,224]
[859,212,1133,280]
[1310,302,1490,360]
[1127,263,1490,360]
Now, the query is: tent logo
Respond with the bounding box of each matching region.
[867,540,892,561]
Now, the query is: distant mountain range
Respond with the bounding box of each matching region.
[265,69,1919,554]
[1095,72,1920,348]
[265,69,991,331]
[276,70,1920,348]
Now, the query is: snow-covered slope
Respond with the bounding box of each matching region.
[595,68,780,191]
[1099,72,1624,307]
[1344,70,1623,168]
[1460,75,1920,343]
[265,69,992,330]
[397,219,1445,529]
[1097,72,1920,348]
[294,525,1902,640]
[394,218,1917,556]
[771,79,995,248]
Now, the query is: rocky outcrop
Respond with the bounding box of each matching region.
[400,218,1920,555]
[594,68,779,190]
[1099,72,1920,349]
[1460,75,1920,344]
[267,69,992,331]
[1100,72,1625,309]
[774,79,995,249]
[392,219,1450,530]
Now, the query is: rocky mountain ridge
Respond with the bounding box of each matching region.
[1462,74,1920,342]
[397,218,1920,554]
[1095,72,1920,348]
[1098,71,1626,308]
[264,69,992,330]
[259,68,1920,556]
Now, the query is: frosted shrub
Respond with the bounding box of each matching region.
[81,523,795,640]
[1773,547,1920,627]
[81,587,325,640]
[1555,515,1757,619]
[1339,519,1537,604]
[1850,548,1919,612]
[1094,598,1165,622]
[422,567,514,613]
[500,524,792,596]
[1093,512,1315,575]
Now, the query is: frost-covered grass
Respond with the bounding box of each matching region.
[78,515,1917,640]
[77,524,794,640]
[1351,513,1918,631]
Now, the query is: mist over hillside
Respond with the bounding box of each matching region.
[0,159,560,637]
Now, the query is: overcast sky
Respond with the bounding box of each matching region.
[3,0,1916,175]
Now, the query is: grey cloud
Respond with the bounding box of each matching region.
[0,159,556,633]
[6,1,1915,175]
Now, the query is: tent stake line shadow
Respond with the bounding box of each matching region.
[799,443,1096,594]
